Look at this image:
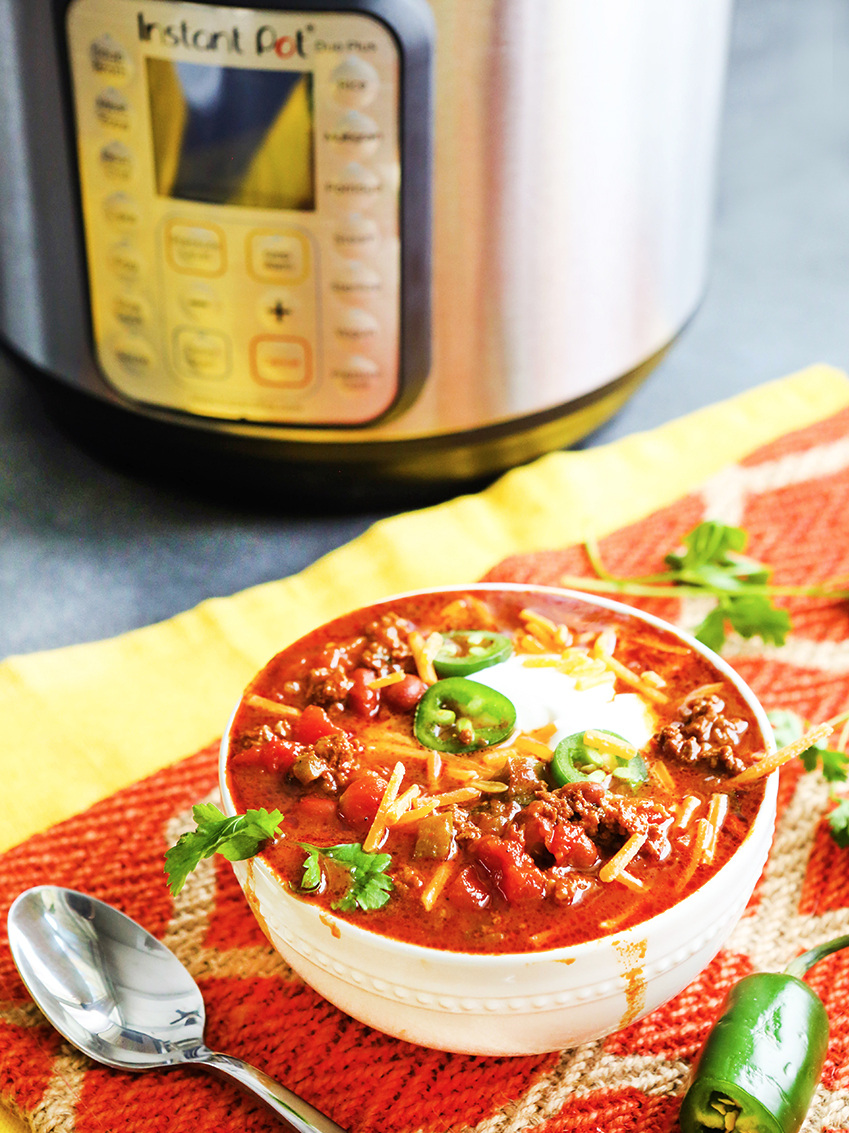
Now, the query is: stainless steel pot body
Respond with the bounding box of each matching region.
[0,0,733,482]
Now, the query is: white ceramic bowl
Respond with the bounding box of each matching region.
[219,585,777,1056]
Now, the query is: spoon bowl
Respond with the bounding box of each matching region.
[7,886,344,1133]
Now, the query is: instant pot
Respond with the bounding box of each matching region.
[0,0,732,501]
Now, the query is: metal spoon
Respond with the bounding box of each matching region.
[7,885,345,1133]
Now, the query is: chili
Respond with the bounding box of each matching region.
[433,630,513,678]
[551,730,616,786]
[679,933,849,1133]
[225,588,768,953]
[551,730,646,790]
[413,677,516,753]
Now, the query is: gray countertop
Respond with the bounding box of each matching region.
[2,0,846,662]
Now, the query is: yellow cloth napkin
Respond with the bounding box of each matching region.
[2,366,847,862]
[0,365,847,1133]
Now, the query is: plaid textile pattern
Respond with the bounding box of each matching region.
[3,408,849,1131]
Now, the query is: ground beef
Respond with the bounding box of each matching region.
[548,869,595,906]
[656,694,750,775]
[505,756,549,804]
[452,805,486,843]
[303,643,360,708]
[290,732,364,792]
[550,781,673,860]
[359,613,413,675]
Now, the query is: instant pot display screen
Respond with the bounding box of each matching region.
[146,58,315,211]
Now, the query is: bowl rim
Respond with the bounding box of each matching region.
[218,582,778,966]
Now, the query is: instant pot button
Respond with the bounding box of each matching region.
[330,57,379,109]
[99,140,133,182]
[325,111,383,160]
[179,283,222,324]
[258,290,298,330]
[334,307,379,346]
[324,163,381,208]
[248,232,309,284]
[94,87,131,131]
[90,35,132,83]
[103,192,140,230]
[174,328,229,379]
[331,354,380,392]
[166,222,226,276]
[113,292,150,333]
[251,337,312,388]
[333,213,380,259]
[107,241,143,282]
[330,261,382,303]
[114,335,155,376]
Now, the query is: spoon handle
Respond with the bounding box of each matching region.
[196,1049,346,1133]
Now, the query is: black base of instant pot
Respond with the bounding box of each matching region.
[16,344,667,512]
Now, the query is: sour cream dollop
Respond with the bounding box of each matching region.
[468,653,656,751]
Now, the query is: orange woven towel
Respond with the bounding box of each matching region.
[3,407,849,1132]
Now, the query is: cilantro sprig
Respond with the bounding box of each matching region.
[299,842,393,912]
[768,709,849,847]
[559,521,849,652]
[165,803,284,895]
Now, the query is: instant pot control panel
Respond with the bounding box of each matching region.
[65,0,432,427]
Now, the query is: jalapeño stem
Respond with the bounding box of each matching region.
[785,932,849,980]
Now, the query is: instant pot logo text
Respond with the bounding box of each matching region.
[136,13,378,58]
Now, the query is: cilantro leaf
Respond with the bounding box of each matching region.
[768,708,806,749]
[801,745,849,782]
[165,804,283,895]
[692,594,791,652]
[828,799,849,848]
[693,606,729,652]
[769,708,849,783]
[722,594,791,645]
[665,521,748,572]
[298,842,393,912]
[571,521,822,652]
[819,748,849,782]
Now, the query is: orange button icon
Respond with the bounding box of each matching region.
[251,336,313,388]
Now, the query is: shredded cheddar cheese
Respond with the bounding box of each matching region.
[409,631,441,685]
[650,760,676,793]
[363,761,406,852]
[599,830,647,884]
[674,795,701,830]
[701,793,729,864]
[392,787,481,828]
[679,818,713,890]
[593,649,669,705]
[725,723,833,786]
[421,862,456,911]
[584,730,637,760]
[385,784,422,825]
[367,671,407,690]
[245,694,300,718]
[426,750,442,791]
[512,735,556,761]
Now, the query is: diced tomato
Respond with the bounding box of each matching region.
[338,772,389,830]
[474,836,547,904]
[348,668,381,718]
[297,796,339,822]
[519,813,553,860]
[294,704,341,745]
[233,737,298,774]
[447,866,492,910]
[545,822,600,871]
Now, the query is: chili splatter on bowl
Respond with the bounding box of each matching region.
[223,586,770,958]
